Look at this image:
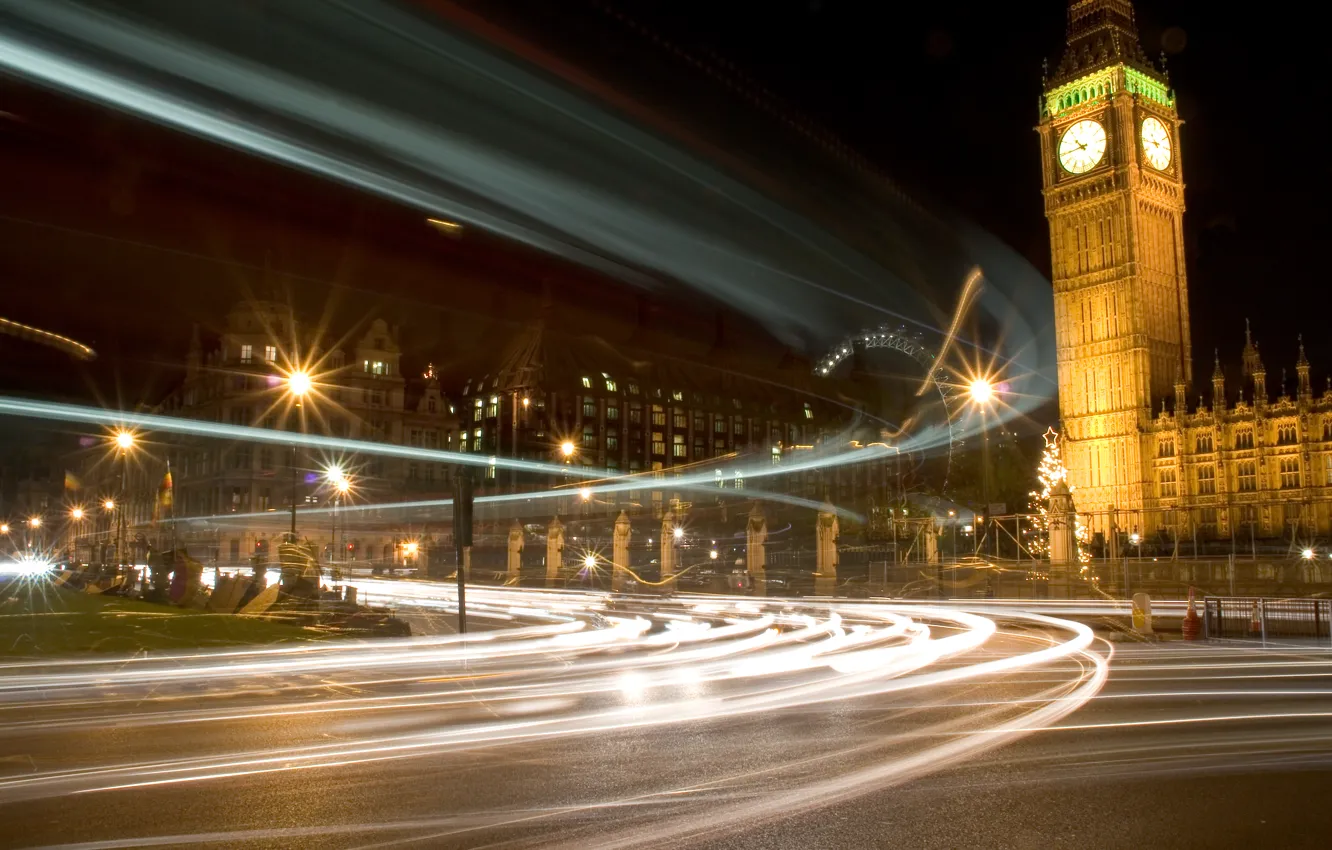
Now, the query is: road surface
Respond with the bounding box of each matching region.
[1,584,1329,849]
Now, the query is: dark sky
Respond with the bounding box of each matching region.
[1,0,1327,400]
[598,0,1329,383]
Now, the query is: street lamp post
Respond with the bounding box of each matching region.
[948,510,957,562]
[28,515,42,556]
[285,369,312,543]
[111,429,136,568]
[965,377,998,556]
[102,499,115,564]
[325,466,351,582]
[69,507,84,564]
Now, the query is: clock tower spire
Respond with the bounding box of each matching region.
[1038,0,1191,533]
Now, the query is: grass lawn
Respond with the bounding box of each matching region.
[0,576,332,656]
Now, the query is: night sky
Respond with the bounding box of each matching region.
[1,0,1327,400]
[608,0,1330,381]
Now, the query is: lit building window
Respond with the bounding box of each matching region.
[628,383,640,395]
[1325,455,1332,486]
[1159,438,1175,458]
[264,345,277,362]
[607,401,620,421]
[651,405,665,427]
[1235,430,1254,450]
[771,446,782,465]
[672,434,687,458]
[803,403,813,420]
[582,376,592,388]
[672,391,683,401]
[240,344,253,364]
[583,396,597,418]
[1197,465,1216,495]
[487,396,498,418]
[602,373,617,392]
[1196,434,1213,454]
[582,425,596,447]
[651,432,665,455]
[607,434,619,451]
[1280,457,1301,489]
[673,409,687,429]
[1238,461,1256,491]
[1278,424,1298,445]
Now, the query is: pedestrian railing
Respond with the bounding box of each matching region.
[1202,596,1332,640]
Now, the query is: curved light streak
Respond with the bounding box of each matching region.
[0,585,1103,810]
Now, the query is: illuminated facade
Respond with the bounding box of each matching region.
[148,301,459,566]
[455,317,828,500]
[1040,0,1332,544]
[452,314,897,522]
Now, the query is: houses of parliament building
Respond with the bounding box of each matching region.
[1040,0,1332,547]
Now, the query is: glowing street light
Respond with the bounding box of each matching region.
[583,554,597,569]
[103,499,115,511]
[1302,547,1316,561]
[113,429,135,451]
[709,549,719,560]
[967,378,994,404]
[0,523,8,535]
[579,487,592,501]
[29,516,41,529]
[286,369,312,398]
[672,526,684,541]
[560,440,576,459]
[70,507,84,521]
[325,466,352,571]
[404,541,420,558]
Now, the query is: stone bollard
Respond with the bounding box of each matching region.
[1131,592,1153,636]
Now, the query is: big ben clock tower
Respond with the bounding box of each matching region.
[1039,0,1190,529]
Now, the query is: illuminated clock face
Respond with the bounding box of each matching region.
[1141,116,1172,170]
[1058,119,1107,174]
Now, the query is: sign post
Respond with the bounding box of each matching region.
[453,471,473,634]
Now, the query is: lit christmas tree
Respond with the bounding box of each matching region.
[1027,427,1091,573]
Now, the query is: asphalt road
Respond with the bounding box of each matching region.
[2,586,1329,849]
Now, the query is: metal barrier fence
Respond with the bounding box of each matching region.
[1203,597,1332,641]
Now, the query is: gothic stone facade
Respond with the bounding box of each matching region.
[1039,0,1331,540]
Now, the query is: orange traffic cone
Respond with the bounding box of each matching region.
[1182,586,1201,641]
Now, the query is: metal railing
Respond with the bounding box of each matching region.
[1202,596,1332,641]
